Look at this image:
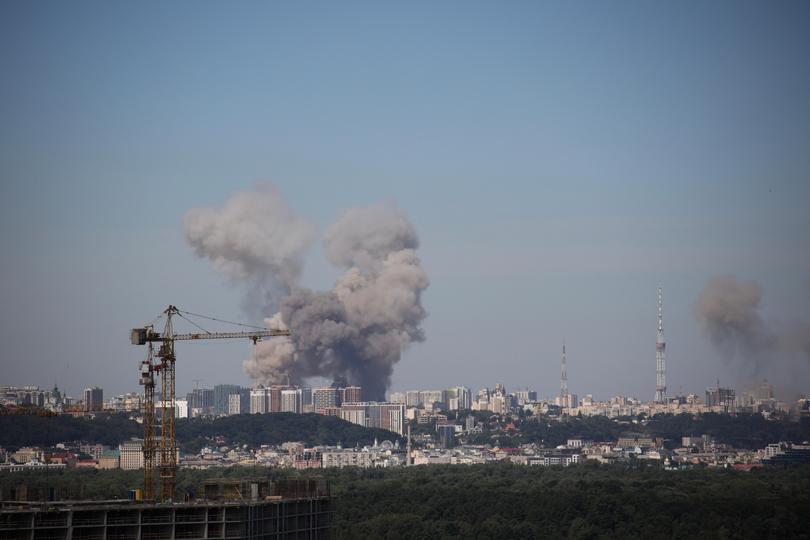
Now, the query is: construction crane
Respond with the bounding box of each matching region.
[131,305,290,501]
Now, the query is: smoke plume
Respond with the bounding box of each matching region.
[695,276,776,372]
[185,188,429,400]
[244,203,429,400]
[183,185,315,316]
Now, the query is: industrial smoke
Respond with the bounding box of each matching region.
[185,188,429,400]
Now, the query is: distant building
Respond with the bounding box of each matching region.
[156,400,188,419]
[228,391,249,415]
[281,389,302,414]
[405,391,421,408]
[322,449,372,468]
[186,388,215,415]
[336,402,406,435]
[313,387,340,411]
[706,383,736,410]
[513,389,537,405]
[388,391,406,405]
[341,386,362,404]
[213,384,242,415]
[175,399,189,419]
[119,439,144,470]
[437,424,456,448]
[268,386,283,412]
[340,403,367,427]
[250,386,268,414]
[300,387,312,410]
[83,386,103,412]
[98,450,120,470]
[119,439,177,470]
[756,379,774,400]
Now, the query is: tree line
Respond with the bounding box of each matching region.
[2,463,809,538]
[0,412,401,452]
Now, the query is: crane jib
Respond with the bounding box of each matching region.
[131,327,289,345]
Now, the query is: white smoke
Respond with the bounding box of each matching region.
[186,190,429,400]
[183,185,316,316]
[324,203,419,270]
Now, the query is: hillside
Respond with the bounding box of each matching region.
[0,412,401,452]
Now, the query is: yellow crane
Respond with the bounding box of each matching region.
[131,305,290,501]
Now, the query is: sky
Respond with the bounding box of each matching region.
[1,1,809,402]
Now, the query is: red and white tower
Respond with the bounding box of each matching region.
[655,285,667,402]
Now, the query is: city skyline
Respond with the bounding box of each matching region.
[2,2,809,403]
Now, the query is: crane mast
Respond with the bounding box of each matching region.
[132,305,290,501]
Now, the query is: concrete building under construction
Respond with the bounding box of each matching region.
[0,479,333,540]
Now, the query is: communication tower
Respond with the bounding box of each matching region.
[655,285,667,403]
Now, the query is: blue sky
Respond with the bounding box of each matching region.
[1,1,809,400]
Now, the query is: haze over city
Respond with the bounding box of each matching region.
[2,1,809,402]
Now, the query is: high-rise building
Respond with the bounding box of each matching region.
[300,387,312,409]
[229,394,240,415]
[227,390,250,415]
[421,390,446,409]
[490,395,506,414]
[313,387,340,411]
[186,388,215,415]
[437,424,456,448]
[340,403,368,427]
[156,400,188,419]
[213,384,242,415]
[405,391,421,407]
[388,391,406,404]
[706,382,735,410]
[456,387,472,410]
[84,386,103,412]
[655,285,667,403]
[342,386,362,404]
[513,389,537,405]
[175,399,189,419]
[376,403,406,435]
[268,386,283,413]
[281,389,302,414]
[250,386,268,414]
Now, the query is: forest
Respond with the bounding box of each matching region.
[2,410,809,453]
[0,412,400,452]
[1,463,808,539]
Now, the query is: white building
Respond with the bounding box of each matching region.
[250,387,268,414]
[228,394,242,415]
[281,389,302,414]
[119,439,144,470]
[155,400,188,419]
[322,449,373,468]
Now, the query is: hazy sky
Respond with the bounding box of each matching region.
[2,1,809,401]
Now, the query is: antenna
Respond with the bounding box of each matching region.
[655,284,667,402]
[560,340,568,408]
